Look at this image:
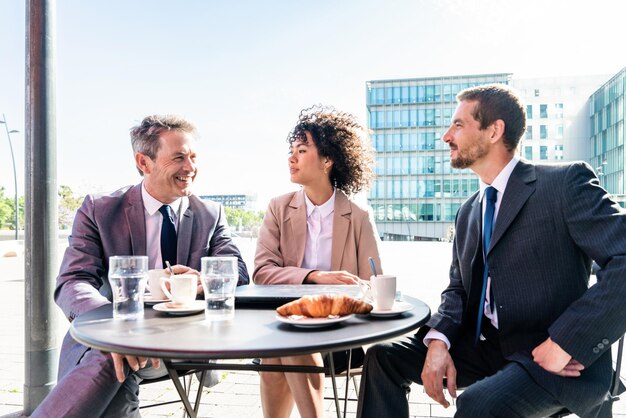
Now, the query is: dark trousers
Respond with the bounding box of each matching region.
[356,323,568,418]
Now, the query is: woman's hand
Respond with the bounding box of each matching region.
[304,270,359,285]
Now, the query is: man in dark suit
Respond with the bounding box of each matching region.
[357,85,626,418]
[31,114,249,418]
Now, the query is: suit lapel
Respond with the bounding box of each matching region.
[488,161,536,254]
[287,191,307,267]
[466,194,484,301]
[331,191,351,271]
[126,185,147,256]
[177,197,193,266]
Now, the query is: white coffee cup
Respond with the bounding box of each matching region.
[370,274,396,310]
[161,274,197,306]
[147,269,167,300]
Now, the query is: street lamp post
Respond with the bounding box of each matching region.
[0,113,20,240]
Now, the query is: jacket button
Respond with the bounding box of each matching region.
[597,343,605,349]
[602,339,609,345]
[593,347,600,354]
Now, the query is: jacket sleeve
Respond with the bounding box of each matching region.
[54,195,110,322]
[208,204,250,285]
[355,205,383,281]
[548,162,626,366]
[424,211,466,345]
[253,199,313,284]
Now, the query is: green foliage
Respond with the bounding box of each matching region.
[0,187,12,229]
[58,185,84,230]
[224,207,265,232]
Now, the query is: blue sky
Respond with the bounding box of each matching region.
[1,0,624,209]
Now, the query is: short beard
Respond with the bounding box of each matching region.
[450,142,488,169]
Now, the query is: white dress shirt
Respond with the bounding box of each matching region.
[425,156,520,348]
[301,190,336,271]
[141,183,188,269]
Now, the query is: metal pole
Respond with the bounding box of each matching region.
[1,114,20,239]
[25,0,58,413]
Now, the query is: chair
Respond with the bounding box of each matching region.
[139,365,208,414]
[549,334,625,418]
[323,349,364,418]
[252,349,363,418]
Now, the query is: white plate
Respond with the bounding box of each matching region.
[275,314,353,328]
[144,295,170,305]
[153,300,205,315]
[370,301,414,317]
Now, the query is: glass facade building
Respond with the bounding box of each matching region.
[589,67,626,207]
[199,194,256,210]
[366,73,511,241]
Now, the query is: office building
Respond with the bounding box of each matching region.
[589,67,626,207]
[366,73,511,241]
[511,75,609,163]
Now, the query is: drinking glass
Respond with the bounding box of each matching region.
[108,255,149,320]
[200,256,238,321]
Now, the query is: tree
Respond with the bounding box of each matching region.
[58,185,84,230]
[224,207,265,233]
[0,187,12,229]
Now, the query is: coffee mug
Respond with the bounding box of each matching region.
[147,269,167,300]
[370,274,396,310]
[161,274,197,306]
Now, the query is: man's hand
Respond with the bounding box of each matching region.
[169,264,203,295]
[532,337,584,377]
[111,353,161,383]
[304,270,359,285]
[421,340,457,408]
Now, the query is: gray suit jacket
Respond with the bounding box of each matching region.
[55,184,249,378]
[427,160,626,417]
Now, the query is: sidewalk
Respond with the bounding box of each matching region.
[0,240,624,417]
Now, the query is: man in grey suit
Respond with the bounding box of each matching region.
[357,85,626,418]
[31,114,250,417]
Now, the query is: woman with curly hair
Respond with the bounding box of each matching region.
[253,105,383,418]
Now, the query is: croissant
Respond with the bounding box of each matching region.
[276,294,373,317]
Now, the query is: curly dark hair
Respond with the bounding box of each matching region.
[287,105,375,195]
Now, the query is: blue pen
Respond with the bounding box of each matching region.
[368,257,378,277]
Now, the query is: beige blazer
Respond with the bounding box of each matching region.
[253,189,382,284]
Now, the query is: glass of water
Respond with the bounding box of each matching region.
[108,256,149,320]
[200,256,238,321]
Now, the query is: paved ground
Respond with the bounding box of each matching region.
[0,239,624,417]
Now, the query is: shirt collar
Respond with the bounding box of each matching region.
[479,155,520,202]
[304,189,336,218]
[141,182,183,217]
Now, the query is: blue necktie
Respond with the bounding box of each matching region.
[159,205,177,268]
[475,186,497,345]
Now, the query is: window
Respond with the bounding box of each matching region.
[540,146,548,160]
[526,126,533,140]
[526,105,533,119]
[554,103,564,119]
[555,124,563,139]
[554,144,564,160]
[525,146,533,160]
[540,104,548,118]
[540,125,548,139]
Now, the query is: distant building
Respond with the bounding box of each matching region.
[199,194,256,211]
[511,75,609,163]
[367,73,612,241]
[589,67,626,207]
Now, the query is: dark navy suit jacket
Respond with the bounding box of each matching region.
[427,160,626,417]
